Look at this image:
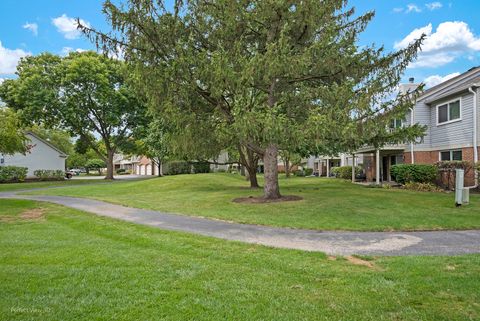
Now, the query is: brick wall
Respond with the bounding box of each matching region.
[403,146,479,187]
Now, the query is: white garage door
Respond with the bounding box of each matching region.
[140,165,146,175]
[146,164,152,175]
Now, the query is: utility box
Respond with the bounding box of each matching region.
[455,169,464,206]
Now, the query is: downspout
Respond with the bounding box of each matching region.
[410,107,415,164]
[468,85,478,188]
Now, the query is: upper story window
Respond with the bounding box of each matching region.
[440,150,462,161]
[437,99,461,125]
[389,118,405,129]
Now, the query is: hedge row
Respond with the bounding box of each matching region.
[34,169,65,181]
[331,166,362,179]
[390,164,437,184]
[163,161,211,175]
[0,166,28,183]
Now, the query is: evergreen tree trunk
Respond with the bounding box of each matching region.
[263,144,281,199]
[105,150,115,180]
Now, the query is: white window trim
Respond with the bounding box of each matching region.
[436,97,462,126]
[438,149,463,161]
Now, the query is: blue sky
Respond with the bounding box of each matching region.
[1,0,480,88]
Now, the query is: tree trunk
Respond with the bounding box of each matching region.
[263,144,281,199]
[238,144,260,188]
[105,150,115,180]
[158,161,163,177]
[284,158,291,178]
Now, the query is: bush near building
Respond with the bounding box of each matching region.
[390,164,437,185]
[33,169,65,181]
[0,166,28,183]
[331,166,362,179]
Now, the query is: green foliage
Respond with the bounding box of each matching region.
[305,168,314,176]
[391,164,438,185]
[85,159,106,174]
[0,166,28,182]
[332,166,362,179]
[0,51,148,178]
[33,169,65,181]
[191,162,210,174]
[83,0,425,197]
[116,168,127,174]
[164,161,191,175]
[404,182,443,193]
[27,125,73,155]
[0,108,28,155]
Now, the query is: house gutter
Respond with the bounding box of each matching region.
[467,85,479,188]
[410,107,415,164]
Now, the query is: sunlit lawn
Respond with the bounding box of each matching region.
[24,173,480,231]
[0,199,479,321]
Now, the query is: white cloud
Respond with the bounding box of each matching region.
[426,2,443,10]
[0,78,4,85]
[395,21,480,68]
[424,72,460,88]
[406,4,422,13]
[52,14,89,40]
[393,7,404,13]
[23,22,38,36]
[61,47,87,56]
[0,41,30,75]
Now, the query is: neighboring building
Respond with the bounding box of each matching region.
[357,68,480,185]
[0,132,67,178]
[305,153,364,177]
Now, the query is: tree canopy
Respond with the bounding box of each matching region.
[81,0,426,198]
[0,108,28,155]
[0,51,148,179]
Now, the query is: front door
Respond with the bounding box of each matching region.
[382,156,389,182]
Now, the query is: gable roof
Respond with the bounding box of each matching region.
[26,131,68,157]
[419,66,480,103]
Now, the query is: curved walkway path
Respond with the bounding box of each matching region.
[1,191,479,256]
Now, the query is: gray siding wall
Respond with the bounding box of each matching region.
[430,93,474,149]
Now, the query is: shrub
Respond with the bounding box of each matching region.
[305,168,313,176]
[390,164,437,184]
[191,162,210,174]
[404,182,443,193]
[294,170,305,177]
[164,161,191,175]
[34,169,65,181]
[332,166,362,179]
[116,168,126,174]
[0,166,28,183]
[436,161,474,190]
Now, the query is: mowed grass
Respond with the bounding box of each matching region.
[26,173,480,231]
[0,179,114,192]
[0,199,479,321]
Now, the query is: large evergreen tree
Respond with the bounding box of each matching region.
[82,0,425,198]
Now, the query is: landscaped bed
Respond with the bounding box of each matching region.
[0,199,479,321]
[21,173,480,231]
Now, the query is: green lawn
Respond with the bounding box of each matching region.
[0,199,479,321]
[0,179,111,192]
[25,173,480,231]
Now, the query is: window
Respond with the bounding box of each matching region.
[440,150,462,161]
[437,99,461,125]
[389,118,405,129]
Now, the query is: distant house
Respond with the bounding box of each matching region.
[0,132,68,178]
